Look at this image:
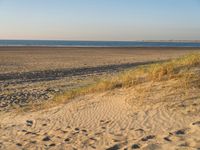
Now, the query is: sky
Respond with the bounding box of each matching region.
[0,0,200,41]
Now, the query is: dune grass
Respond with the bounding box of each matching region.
[51,53,200,105]
[14,53,200,112]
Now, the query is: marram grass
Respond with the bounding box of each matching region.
[13,53,200,113]
[52,53,200,105]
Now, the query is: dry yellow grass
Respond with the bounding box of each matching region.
[51,53,200,105]
[14,53,200,112]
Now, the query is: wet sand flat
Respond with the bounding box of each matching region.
[1,47,200,74]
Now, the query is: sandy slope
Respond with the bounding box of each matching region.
[0,80,200,150]
[2,47,200,111]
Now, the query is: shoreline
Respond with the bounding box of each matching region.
[1,46,200,48]
[0,46,200,52]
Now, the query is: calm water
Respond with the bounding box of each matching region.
[0,40,200,47]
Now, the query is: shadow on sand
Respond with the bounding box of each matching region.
[0,60,163,83]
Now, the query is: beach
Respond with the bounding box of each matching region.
[1,47,200,74]
[0,47,200,149]
[1,0,200,149]
[1,47,200,110]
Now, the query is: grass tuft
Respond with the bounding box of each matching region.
[51,53,200,105]
[15,53,200,112]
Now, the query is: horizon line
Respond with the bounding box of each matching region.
[1,39,200,43]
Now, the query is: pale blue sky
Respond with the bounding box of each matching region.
[0,0,200,41]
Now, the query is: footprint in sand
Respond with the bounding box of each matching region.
[42,135,51,141]
[26,120,33,127]
[49,143,56,147]
[106,143,121,150]
[16,143,22,147]
[192,121,200,126]
[163,136,172,142]
[131,144,140,149]
[174,129,186,135]
[141,135,156,142]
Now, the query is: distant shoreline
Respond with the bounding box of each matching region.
[1,40,200,47]
[1,39,200,42]
[1,46,200,49]
[142,39,200,42]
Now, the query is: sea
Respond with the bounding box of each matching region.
[0,40,200,47]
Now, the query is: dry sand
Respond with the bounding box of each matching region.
[0,47,200,149]
[0,79,200,149]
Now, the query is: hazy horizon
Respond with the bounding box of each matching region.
[1,39,200,42]
[0,0,200,41]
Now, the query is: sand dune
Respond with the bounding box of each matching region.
[1,78,200,150]
[1,52,200,150]
[2,47,199,111]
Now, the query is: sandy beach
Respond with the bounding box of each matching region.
[0,47,200,149]
[1,82,200,149]
[1,47,200,74]
[1,47,199,110]
[1,0,200,149]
